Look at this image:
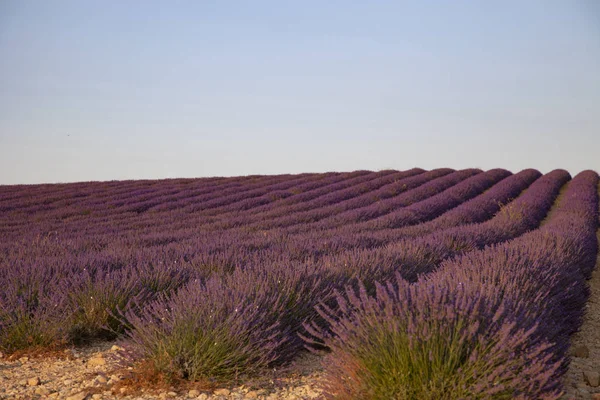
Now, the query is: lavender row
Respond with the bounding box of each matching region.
[396,168,542,237]
[308,170,598,398]
[305,168,511,233]
[0,175,235,214]
[0,169,431,239]
[249,169,477,231]
[0,172,357,237]
[359,168,510,230]
[43,170,407,235]
[201,168,428,230]
[192,169,421,221]
[274,167,458,233]
[285,169,480,233]
[242,169,454,231]
[216,169,437,226]
[120,173,316,214]
[322,169,569,284]
[98,170,381,232]
[297,168,539,248]
[121,172,328,216]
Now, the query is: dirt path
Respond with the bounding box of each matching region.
[561,185,600,400]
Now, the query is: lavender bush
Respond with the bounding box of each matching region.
[0,250,71,352]
[122,262,338,381]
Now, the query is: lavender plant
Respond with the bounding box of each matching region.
[121,274,286,381]
[0,261,71,353]
[66,266,147,341]
[305,277,561,399]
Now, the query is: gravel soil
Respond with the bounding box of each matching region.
[0,343,325,400]
[561,224,600,400]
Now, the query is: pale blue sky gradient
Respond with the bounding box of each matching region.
[1,1,599,184]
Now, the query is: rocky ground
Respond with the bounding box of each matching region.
[0,343,324,400]
[561,230,600,400]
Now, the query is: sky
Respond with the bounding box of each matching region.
[1,1,599,184]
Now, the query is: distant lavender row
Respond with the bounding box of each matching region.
[0,174,251,214]
[203,168,430,230]
[396,168,542,237]
[196,169,425,227]
[242,169,453,231]
[324,169,570,284]
[0,171,362,237]
[69,170,415,236]
[308,168,511,233]
[300,168,539,249]
[280,169,477,233]
[176,173,330,215]
[253,169,478,231]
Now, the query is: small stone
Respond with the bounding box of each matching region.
[92,395,102,400]
[48,393,60,398]
[167,392,178,397]
[592,394,600,400]
[188,389,200,398]
[20,356,29,362]
[245,391,259,399]
[95,374,108,384]
[214,388,230,396]
[88,356,106,366]
[198,394,208,400]
[572,345,590,358]
[583,370,600,387]
[27,377,41,386]
[63,379,73,386]
[35,387,51,396]
[66,392,89,400]
[110,345,122,351]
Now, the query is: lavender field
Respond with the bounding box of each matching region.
[1,168,598,399]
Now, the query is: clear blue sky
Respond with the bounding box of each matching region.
[1,1,598,184]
